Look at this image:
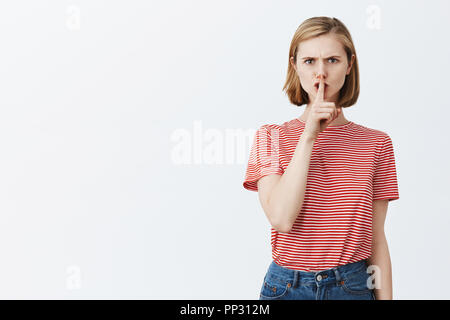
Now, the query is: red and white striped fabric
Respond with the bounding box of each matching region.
[243,117,399,272]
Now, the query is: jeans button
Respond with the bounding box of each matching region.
[316,274,322,281]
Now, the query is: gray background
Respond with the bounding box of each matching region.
[0,0,448,299]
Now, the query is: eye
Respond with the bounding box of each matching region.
[304,58,339,64]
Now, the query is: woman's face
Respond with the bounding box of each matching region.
[290,33,355,104]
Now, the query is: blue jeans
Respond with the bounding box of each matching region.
[259,259,376,300]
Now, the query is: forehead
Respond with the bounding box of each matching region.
[297,34,345,57]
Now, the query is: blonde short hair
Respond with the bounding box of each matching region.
[283,16,360,108]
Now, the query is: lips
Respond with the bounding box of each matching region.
[314,83,328,90]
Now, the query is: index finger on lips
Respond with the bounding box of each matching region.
[315,76,325,102]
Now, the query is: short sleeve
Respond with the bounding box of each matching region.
[243,125,284,192]
[372,135,400,201]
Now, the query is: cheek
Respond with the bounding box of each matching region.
[331,69,349,88]
[337,73,348,88]
[297,70,312,88]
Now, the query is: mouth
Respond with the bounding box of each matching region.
[314,83,328,91]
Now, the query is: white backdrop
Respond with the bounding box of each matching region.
[0,0,448,299]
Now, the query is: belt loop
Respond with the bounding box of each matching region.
[293,271,299,288]
[333,267,342,283]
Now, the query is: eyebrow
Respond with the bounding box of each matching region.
[300,55,342,60]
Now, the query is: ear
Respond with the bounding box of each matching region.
[290,56,297,72]
[346,54,355,75]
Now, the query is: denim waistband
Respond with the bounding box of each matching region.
[267,259,369,285]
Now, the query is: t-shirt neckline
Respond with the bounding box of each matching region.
[294,118,353,129]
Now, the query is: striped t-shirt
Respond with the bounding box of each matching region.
[243,117,399,272]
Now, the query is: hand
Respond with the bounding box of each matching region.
[303,76,341,140]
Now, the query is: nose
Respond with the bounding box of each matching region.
[315,74,325,81]
[315,61,326,80]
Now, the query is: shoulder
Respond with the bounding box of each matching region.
[349,121,392,142]
[259,118,300,136]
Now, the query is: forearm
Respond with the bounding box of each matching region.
[269,132,315,232]
[366,236,393,300]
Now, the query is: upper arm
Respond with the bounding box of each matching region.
[242,125,284,192]
[372,199,389,243]
[257,174,282,228]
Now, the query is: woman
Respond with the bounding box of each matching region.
[243,16,399,300]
